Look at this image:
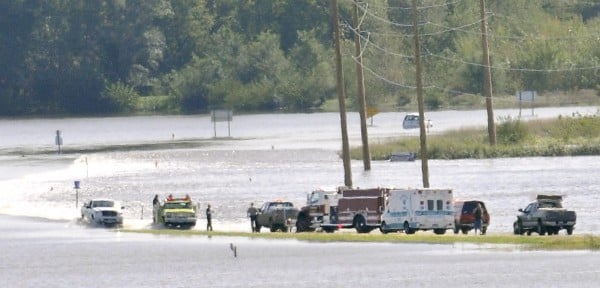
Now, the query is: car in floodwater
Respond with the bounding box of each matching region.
[81,199,124,227]
[402,113,432,130]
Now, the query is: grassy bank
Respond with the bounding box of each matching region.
[123,229,600,250]
[357,111,600,161]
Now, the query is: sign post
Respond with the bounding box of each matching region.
[210,110,233,138]
[517,91,537,117]
[74,180,81,209]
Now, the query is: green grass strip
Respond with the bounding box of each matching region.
[121,229,600,251]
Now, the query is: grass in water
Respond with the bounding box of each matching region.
[358,111,600,160]
[121,229,600,251]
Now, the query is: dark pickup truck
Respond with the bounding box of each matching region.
[256,200,298,232]
[513,195,576,236]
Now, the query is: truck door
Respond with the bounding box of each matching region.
[523,203,536,227]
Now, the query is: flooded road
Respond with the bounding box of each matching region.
[1,107,600,234]
[1,215,598,288]
[1,107,599,287]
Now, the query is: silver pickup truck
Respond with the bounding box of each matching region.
[513,195,576,235]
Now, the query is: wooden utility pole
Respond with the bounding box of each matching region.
[352,0,371,171]
[480,0,496,145]
[412,0,429,188]
[332,0,352,187]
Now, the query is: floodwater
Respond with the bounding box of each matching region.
[1,107,600,287]
[1,107,599,233]
[1,215,599,288]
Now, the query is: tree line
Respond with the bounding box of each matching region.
[1,0,599,116]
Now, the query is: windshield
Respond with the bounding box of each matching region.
[164,202,192,209]
[309,193,321,205]
[269,202,293,208]
[92,200,114,208]
[404,114,419,121]
[539,201,562,208]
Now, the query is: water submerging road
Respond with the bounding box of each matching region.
[1,107,599,287]
[1,215,598,288]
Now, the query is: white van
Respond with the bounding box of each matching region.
[402,113,432,130]
[380,188,454,234]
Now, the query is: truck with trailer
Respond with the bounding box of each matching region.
[379,188,454,235]
[296,187,387,233]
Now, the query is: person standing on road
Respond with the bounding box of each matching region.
[247,203,259,232]
[206,204,213,231]
[473,203,483,235]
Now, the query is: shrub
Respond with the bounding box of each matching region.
[101,82,140,113]
[496,117,529,144]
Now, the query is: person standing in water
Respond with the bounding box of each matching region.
[206,204,213,231]
[247,203,259,232]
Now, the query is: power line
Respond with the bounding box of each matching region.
[344,0,464,11]
[425,47,600,72]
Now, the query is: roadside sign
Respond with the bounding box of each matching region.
[210,109,233,137]
[366,107,379,118]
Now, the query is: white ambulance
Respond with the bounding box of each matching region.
[380,188,454,234]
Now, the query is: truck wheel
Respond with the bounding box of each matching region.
[354,215,368,233]
[270,226,278,233]
[404,221,415,235]
[537,220,546,236]
[380,222,389,234]
[461,227,469,235]
[514,221,524,235]
[433,228,446,235]
[453,223,459,234]
[296,213,314,232]
[566,226,573,235]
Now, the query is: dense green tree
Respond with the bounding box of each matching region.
[1,0,600,116]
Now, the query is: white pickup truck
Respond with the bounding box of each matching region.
[81,199,124,227]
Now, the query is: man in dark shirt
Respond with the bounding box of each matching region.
[247,203,259,232]
[206,204,213,231]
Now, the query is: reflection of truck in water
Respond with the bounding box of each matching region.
[153,196,197,228]
[296,187,387,233]
[380,188,454,235]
